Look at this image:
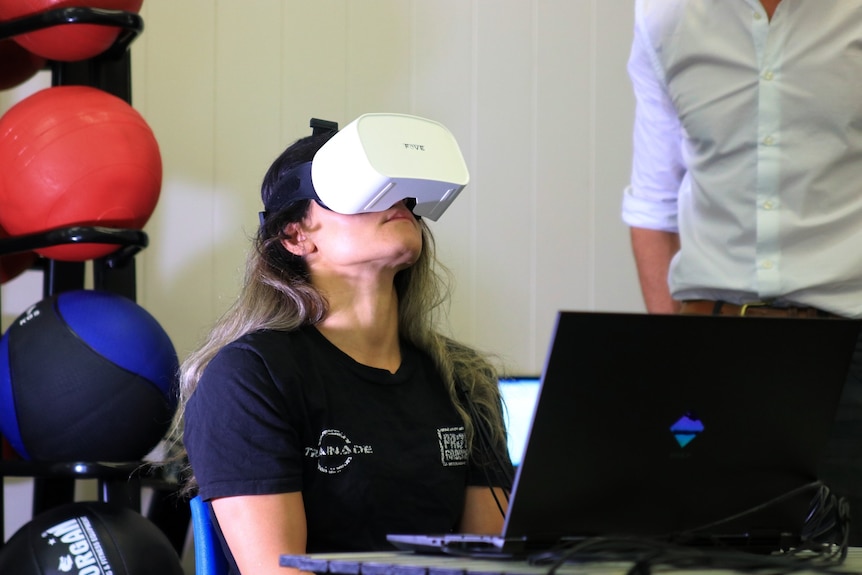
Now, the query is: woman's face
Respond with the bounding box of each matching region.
[282,199,423,278]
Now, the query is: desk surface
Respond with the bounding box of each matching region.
[281,548,862,575]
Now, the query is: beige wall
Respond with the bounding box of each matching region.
[1,0,639,558]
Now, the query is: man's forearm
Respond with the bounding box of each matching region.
[630,226,681,314]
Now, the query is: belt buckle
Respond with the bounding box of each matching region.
[739,302,769,316]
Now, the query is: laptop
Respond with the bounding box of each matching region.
[387,311,861,555]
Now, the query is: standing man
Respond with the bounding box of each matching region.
[622,0,862,544]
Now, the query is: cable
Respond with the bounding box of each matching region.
[530,536,851,575]
[676,481,822,538]
[788,484,849,563]
[471,400,513,517]
[524,483,850,575]
[674,481,848,559]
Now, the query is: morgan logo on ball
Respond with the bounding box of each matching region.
[41,516,113,575]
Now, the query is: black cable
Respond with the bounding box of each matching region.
[676,481,823,538]
[530,536,851,575]
[471,401,513,517]
[787,485,849,563]
[525,482,850,575]
[674,481,848,560]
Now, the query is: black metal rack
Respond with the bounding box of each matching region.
[0,6,189,556]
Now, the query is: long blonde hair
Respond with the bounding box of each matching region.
[169,133,508,488]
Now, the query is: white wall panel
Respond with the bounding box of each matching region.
[212,0,285,308]
[345,0,412,117]
[534,0,596,370]
[473,0,536,372]
[409,1,477,345]
[593,1,641,313]
[133,1,220,357]
[279,1,348,138]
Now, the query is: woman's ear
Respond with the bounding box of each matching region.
[281,222,310,256]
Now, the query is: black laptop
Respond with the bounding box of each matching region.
[387,311,860,555]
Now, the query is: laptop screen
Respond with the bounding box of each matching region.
[499,311,860,544]
[498,376,540,466]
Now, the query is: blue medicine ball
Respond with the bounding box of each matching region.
[0,501,185,575]
[0,289,179,462]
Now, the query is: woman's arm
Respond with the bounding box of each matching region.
[459,485,509,534]
[212,492,308,575]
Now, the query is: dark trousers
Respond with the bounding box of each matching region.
[819,326,862,545]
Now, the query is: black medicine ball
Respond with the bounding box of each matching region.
[0,501,184,574]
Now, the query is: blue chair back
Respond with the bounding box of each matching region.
[190,495,230,575]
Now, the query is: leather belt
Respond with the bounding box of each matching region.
[680,300,842,319]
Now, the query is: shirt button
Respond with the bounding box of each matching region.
[754,12,762,20]
[763,201,774,210]
[763,136,775,146]
[762,260,774,270]
[763,71,774,81]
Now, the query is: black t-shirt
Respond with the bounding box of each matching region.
[184,327,511,563]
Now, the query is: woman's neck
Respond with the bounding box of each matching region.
[315,276,403,373]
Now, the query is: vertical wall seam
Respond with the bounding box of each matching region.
[588,0,598,309]
[211,0,220,319]
[530,0,539,368]
[410,0,416,113]
[470,0,480,343]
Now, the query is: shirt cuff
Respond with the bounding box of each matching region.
[621,185,679,232]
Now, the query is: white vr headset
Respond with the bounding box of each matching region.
[264,113,470,221]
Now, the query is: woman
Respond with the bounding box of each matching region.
[175,125,513,575]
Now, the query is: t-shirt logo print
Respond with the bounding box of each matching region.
[313,429,373,474]
[437,426,467,466]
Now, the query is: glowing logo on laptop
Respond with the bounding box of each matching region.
[670,413,704,448]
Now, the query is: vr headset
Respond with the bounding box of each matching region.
[267,113,470,222]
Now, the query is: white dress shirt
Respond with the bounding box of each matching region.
[622,0,862,318]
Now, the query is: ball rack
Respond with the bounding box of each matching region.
[0,5,189,557]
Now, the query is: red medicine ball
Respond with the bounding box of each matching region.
[0,0,144,62]
[0,85,162,261]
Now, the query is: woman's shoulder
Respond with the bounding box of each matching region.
[206,327,320,375]
[198,327,325,397]
[227,326,317,353]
